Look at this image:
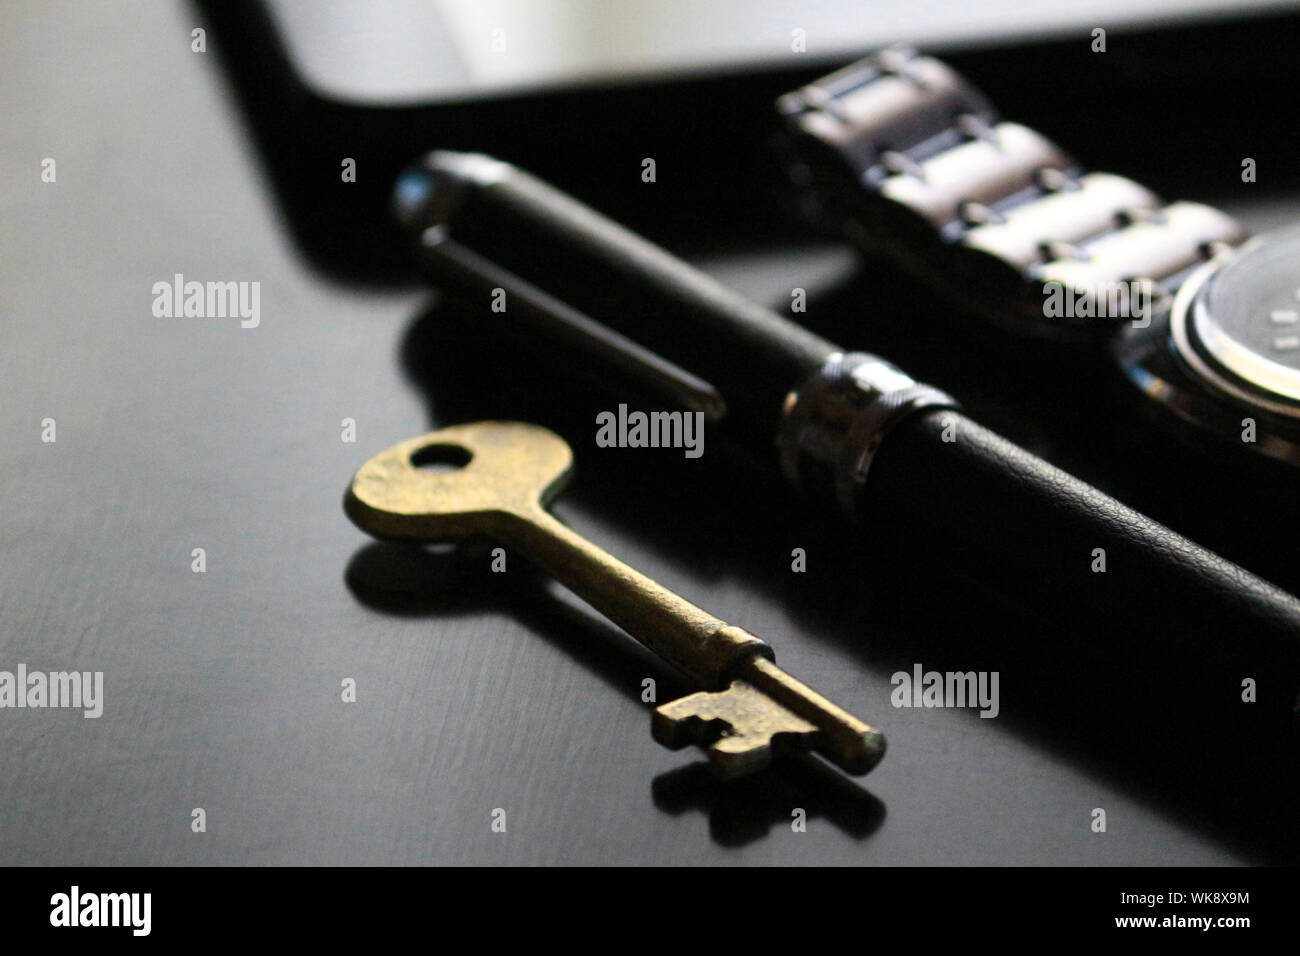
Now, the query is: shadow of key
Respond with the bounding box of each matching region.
[345,540,679,698]
[653,757,886,848]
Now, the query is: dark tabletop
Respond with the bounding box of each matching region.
[3,0,1296,865]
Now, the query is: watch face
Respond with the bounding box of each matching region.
[1174,224,1300,410]
[1113,225,1300,467]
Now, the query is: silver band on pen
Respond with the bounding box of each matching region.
[779,351,959,513]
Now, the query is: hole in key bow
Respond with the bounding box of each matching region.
[410,443,473,473]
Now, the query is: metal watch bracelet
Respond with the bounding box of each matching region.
[777,47,1248,338]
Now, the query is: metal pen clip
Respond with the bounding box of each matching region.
[419,226,726,420]
[394,154,727,422]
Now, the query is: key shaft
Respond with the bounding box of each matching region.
[495,504,768,687]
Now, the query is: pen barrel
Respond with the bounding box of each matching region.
[866,408,1300,729]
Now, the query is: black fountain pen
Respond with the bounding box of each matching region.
[392,150,1300,735]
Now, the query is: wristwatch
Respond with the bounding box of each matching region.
[776,48,1300,467]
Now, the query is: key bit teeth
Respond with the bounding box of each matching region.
[652,681,821,779]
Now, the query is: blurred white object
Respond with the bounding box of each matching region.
[267,0,1300,103]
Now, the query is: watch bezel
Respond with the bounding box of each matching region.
[1113,248,1300,466]
[1171,235,1300,413]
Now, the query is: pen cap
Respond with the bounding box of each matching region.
[393,150,837,441]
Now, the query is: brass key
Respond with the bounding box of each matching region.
[344,421,885,778]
